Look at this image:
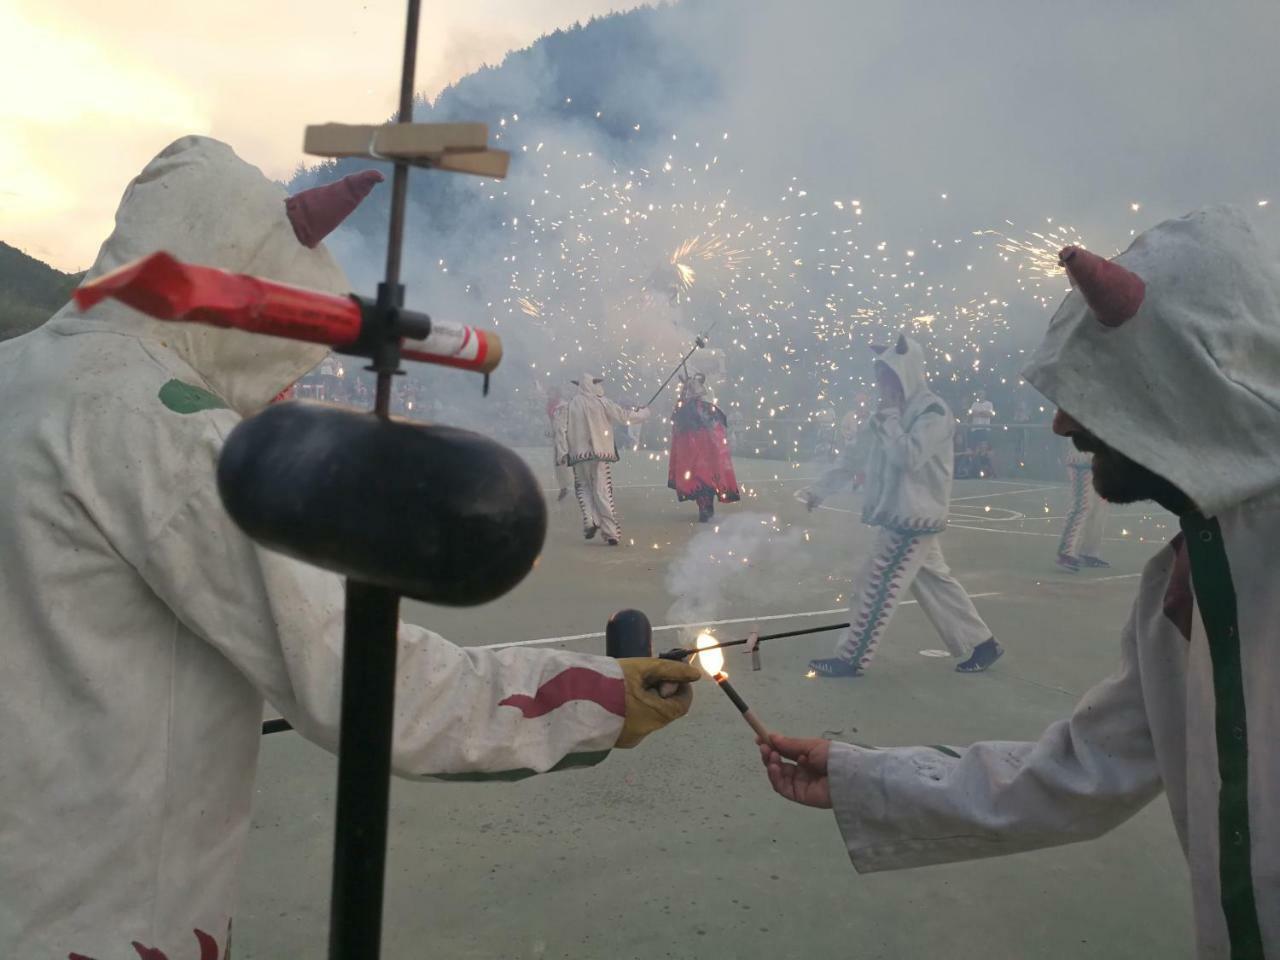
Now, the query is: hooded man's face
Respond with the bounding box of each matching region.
[1053,410,1194,514]
[875,361,904,409]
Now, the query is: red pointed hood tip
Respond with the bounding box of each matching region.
[286,170,385,248]
[1059,245,1146,327]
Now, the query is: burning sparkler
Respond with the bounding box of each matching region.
[695,632,770,742]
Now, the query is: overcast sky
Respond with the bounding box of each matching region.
[0,0,641,269]
[4,0,1277,275]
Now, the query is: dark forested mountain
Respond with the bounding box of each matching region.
[0,242,83,341]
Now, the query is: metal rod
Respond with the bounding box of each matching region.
[327,2,418,957]
[663,621,850,660]
[328,580,402,960]
[374,0,421,420]
[645,341,702,408]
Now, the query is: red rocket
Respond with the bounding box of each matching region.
[73,170,501,374]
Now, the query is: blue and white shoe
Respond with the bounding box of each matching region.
[807,657,861,678]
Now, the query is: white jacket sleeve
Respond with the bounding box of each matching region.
[874,407,952,472]
[828,605,1161,872]
[139,429,626,781]
[600,397,650,425]
[806,444,862,502]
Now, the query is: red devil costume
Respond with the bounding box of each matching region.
[667,371,740,522]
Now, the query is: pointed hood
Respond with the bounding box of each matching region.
[872,333,933,408]
[286,170,384,248]
[1059,245,1146,327]
[1024,206,1280,514]
[49,136,356,416]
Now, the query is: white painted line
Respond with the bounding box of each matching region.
[949,522,1166,544]
[475,593,1003,651]
[540,475,817,494]
[950,486,1061,502]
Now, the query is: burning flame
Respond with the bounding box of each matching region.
[695,631,723,677]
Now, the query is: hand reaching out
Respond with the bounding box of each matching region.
[759,735,832,809]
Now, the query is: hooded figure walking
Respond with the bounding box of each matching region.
[667,370,740,522]
[565,373,650,545]
[760,206,1280,960]
[1056,442,1110,571]
[798,334,1003,677]
[546,386,573,501]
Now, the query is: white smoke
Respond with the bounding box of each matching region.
[664,511,815,646]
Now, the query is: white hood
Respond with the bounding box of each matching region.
[46,136,349,416]
[1023,206,1280,515]
[875,333,937,419]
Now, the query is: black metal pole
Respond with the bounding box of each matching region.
[328,581,402,960]
[328,1,420,958]
[659,620,851,661]
[645,341,702,408]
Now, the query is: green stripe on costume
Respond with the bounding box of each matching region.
[1182,513,1264,959]
[159,379,227,414]
[426,749,611,783]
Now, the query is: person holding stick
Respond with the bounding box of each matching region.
[667,369,740,523]
[760,208,1280,960]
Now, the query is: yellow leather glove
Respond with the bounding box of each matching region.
[615,658,701,748]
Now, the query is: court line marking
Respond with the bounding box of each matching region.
[541,475,817,494]
[475,593,1000,650]
[948,522,1166,544]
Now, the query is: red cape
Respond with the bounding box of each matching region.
[667,399,740,502]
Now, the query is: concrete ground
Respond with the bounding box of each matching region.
[237,450,1192,959]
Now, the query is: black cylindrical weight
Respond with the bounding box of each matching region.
[606,609,653,659]
[217,401,546,606]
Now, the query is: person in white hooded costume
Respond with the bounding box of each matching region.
[565,373,650,545]
[760,206,1280,959]
[798,334,1003,677]
[1056,443,1111,571]
[0,137,700,960]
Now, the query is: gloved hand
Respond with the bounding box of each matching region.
[615,658,701,748]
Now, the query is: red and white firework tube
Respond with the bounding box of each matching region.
[74,251,502,374]
[402,318,502,372]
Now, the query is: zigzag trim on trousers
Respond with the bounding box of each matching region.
[603,463,621,537]
[1057,464,1090,557]
[574,472,596,534]
[844,532,922,669]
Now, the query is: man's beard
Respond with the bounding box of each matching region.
[1071,432,1192,513]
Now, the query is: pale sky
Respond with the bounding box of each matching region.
[0,0,641,270]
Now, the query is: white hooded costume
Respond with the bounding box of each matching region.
[548,395,574,493]
[827,207,1280,958]
[1057,444,1110,565]
[565,373,649,542]
[0,138,649,959]
[805,336,993,671]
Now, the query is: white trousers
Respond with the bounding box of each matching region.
[835,528,991,670]
[573,461,620,540]
[1057,463,1109,559]
[553,453,574,492]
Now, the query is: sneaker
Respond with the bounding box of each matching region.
[1056,553,1080,573]
[956,638,1004,673]
[1080,555,1111,568]
[584,525,599,540]
[806,657,861,678]
[606,538,619,546]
